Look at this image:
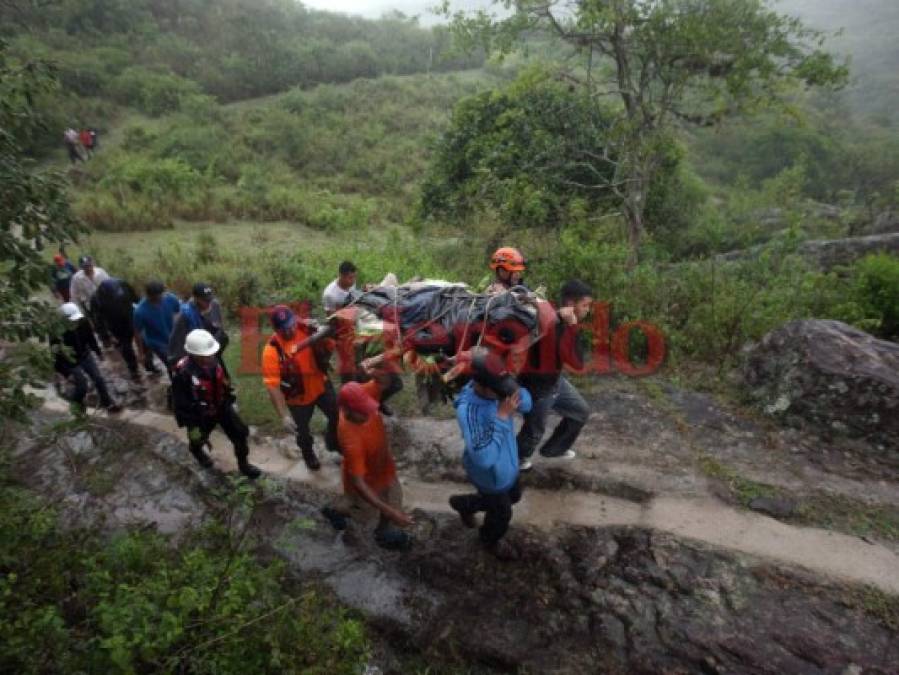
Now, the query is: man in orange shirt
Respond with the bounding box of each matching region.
[324,374,414,550]
[262,305,339,471]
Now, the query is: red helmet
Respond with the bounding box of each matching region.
[489,247,526,273]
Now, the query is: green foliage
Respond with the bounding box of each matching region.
[0,444,370,673]
[0,41,83,421]
[851,253,899,339]
[108,66,203,116]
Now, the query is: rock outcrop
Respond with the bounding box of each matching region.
[743,319,899,450]
[717,232,899,270]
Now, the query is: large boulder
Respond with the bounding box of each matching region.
[743,320,899,450]
[716,232,899,269]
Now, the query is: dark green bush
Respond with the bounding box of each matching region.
[853,253,899,339]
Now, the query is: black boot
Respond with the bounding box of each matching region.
[301,445,321,472]
[189,444,214,468]
[235,446,261,479]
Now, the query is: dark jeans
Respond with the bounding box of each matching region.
[517,376,589,459]
[451,480,522,544]
[84,304,110,346]
[144,343,172,378]
[68,354,113,408]
[191,404,250,463]
[109,325,139,375]
[288,380,340,453]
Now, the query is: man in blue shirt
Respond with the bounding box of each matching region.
[133,280,180,377]
[450,348,532,561]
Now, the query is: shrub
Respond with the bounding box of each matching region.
[108,66,202,117]
[852,253,899,339]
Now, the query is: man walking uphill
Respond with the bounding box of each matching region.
[168,283,229,368]
[516,280,593,471]
[133,280,180,376]
[322,371,414,551]
[171,329,260,479]
[449,348,532,560]
[91,276,145,381]
[51,303,122,416]
[262,305,340,471]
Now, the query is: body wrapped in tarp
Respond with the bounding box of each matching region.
[327,280,557,383]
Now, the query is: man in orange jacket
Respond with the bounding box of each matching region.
[262,305,340,470]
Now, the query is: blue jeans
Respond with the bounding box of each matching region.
[69,354,113,408]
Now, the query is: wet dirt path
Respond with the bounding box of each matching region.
[41,399,899,595]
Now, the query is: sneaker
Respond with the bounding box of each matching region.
[448,496,477,528]
[519,458,533,472]
[539,449,576,460]
[193,450,214,468]
[321,506,348,531]
[379,402,394,417]
[485,539,519,562]
[105,403,123,414]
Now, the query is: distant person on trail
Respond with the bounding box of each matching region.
[69,255,111,346]
[168,283,229,370]
[133,280,180,377]
[323,260,357,315]
[79,128,93,158]
[51,302,122,415]
[449,348,532,561]
[262,305,340,471]
[171,328,261,479]
[63,127,83,164]
[50,253,77,302]
[92,277,145,381]
[482,247,527,294]
[321,370,415,551]
[516,279,593,471]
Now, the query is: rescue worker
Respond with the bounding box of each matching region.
[321,369,415,551]
[171,329,260,478]
[262,305,339,471]
[51,302,121,415]
[483,247,527,294]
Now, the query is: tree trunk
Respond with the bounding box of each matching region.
[622,177,647,268]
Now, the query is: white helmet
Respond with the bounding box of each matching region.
[60,302,84,322]
[184,329,220,357]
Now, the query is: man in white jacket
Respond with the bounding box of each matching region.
[69,255,110,345]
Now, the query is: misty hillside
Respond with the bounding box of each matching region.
[779,0,899,123]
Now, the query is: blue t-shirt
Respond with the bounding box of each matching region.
[133,293,180,353]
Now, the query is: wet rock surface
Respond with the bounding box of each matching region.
[10,414,899,674]
[743,319,899,451]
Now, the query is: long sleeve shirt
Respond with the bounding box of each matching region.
[69,267,110,309]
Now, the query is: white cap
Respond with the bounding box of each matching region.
[60,302,84,322]
[184,329,220,357]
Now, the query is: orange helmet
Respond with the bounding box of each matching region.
[489,247,526,273]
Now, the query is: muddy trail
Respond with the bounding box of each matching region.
[21,363,899,672]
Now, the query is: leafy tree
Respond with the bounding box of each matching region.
[0,40,83,421]
[446,0,848,263]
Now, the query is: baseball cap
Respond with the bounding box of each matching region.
[53,254,65,265]
[270,304,296,331]
[192,282,214,300]
[78,255,93,269]
[338,382,380,416]
[60,302,84,322]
